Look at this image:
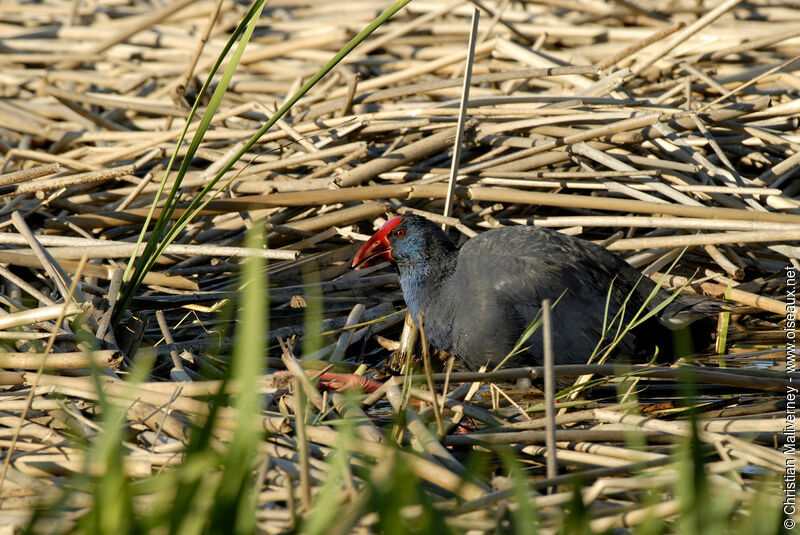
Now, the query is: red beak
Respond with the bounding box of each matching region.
[351,216,403,270]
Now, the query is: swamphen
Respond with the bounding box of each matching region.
[352,214,723,370]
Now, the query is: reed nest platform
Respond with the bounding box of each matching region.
[0,0,798,532]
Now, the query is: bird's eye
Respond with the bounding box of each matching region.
[395,228,406,237]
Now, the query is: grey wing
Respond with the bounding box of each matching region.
[450,227,654,366]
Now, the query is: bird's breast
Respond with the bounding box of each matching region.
[398,272,456,352]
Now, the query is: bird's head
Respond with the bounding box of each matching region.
[351,214,456,270]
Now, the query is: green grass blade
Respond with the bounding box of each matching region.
[144,0,415,265]
[499,448,539,534]
[116,0,413,323]
[494,289,567,370]
[716,280,732,363]
[121,0,266,286]
[79,353,155,535]
[117,0,268,320]
[208,226,267,534]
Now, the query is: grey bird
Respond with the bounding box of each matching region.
[352,214,723,370]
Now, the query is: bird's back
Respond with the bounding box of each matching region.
[443,225,672,369]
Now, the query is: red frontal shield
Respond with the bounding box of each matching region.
[351,216,403,269]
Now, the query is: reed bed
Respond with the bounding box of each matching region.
[0,0,797,532]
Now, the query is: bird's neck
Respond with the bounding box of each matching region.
[396,250,457,321]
